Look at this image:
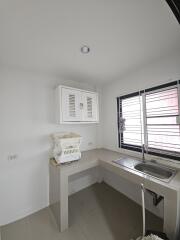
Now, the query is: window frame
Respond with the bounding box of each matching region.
[117,80,180,161]
[166,0,180,24]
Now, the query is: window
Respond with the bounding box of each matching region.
[117,81,180,160]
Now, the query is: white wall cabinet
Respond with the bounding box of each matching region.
[56,85,99,123]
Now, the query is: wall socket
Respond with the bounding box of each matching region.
[88,142,93,146]
[8,154,18,161]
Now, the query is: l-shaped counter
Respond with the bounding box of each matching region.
[49,148,180,240]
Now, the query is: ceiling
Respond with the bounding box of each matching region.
[0,0,180,83]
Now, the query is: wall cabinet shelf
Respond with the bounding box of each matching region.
[56,85,99,124]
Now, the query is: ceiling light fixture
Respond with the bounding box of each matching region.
[80,45,90,54]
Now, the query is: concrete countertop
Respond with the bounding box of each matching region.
[51,148,180,193]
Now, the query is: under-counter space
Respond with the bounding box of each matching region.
[49,148,180,240]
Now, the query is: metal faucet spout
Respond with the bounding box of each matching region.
[142,144,145,162]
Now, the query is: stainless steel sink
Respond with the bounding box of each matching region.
[134,162,176,181]
[113,158,177,182]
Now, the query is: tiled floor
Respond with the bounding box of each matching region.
[1,183,163,240]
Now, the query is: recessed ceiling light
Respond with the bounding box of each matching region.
[80,45,90,54]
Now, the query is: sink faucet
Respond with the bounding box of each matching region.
[142,144,145,162]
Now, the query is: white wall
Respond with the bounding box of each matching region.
[0,67,101,225]
[101,51,180,218]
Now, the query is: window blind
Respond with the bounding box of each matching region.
[146,86,180,157]
[117,80,180,160]
[119,93,144,151]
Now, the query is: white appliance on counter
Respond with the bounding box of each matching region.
[51,132,82,164]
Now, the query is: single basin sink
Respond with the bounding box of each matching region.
[113,158,177,182]
[134,162,176,181]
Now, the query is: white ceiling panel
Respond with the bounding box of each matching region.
[0,0,180,83]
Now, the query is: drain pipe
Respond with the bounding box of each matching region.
[146,189,163,206]
[141,183,146,237]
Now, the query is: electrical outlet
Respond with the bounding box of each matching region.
[88,142,93,146]
[8,154,18,161]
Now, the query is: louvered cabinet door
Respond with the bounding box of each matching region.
[82,92,99,122]
[61,88,81,122]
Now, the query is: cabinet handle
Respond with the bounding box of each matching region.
[80,103,84,109]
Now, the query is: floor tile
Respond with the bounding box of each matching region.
[1,217,30,240]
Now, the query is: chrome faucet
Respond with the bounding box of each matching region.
[142,144,145,162]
